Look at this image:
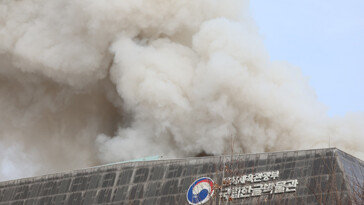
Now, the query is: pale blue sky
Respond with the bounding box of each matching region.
[250,0,364,116]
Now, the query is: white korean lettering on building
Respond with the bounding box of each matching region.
[219,170,298,200]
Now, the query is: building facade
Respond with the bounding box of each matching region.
[0,148,363,204]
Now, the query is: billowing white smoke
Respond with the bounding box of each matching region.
[0,0,363,181]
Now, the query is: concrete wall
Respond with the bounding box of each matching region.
[0,148,362,205]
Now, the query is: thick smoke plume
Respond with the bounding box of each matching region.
[0,0,363,181]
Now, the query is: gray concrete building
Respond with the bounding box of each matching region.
[0,148,363,204]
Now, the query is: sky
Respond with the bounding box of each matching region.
[250,0,364,116]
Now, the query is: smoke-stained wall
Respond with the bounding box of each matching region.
[0,0,363,181]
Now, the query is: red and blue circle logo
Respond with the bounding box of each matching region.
[186,177,215,204]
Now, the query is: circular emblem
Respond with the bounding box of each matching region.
[186,177,214,204]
